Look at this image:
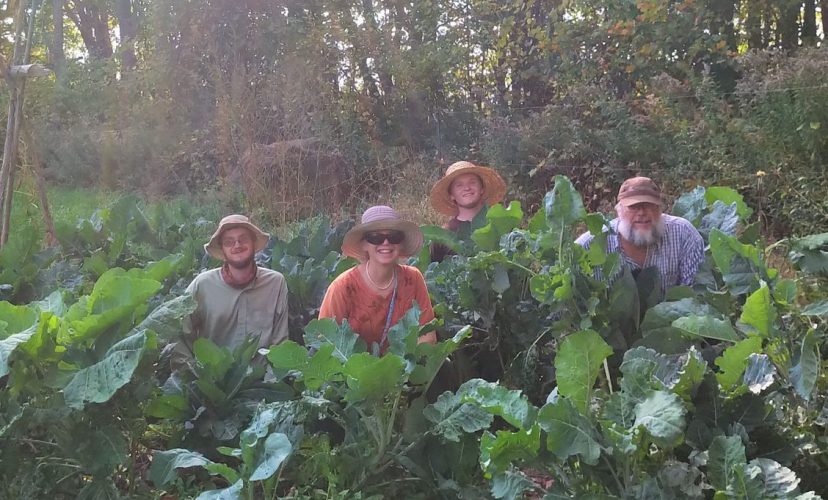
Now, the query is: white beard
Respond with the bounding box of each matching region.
[618,216,665,247]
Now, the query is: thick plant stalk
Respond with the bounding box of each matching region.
[23,125,58,246]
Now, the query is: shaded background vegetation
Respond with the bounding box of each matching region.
[1,0,827,234]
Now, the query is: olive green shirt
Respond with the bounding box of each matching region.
[179,267,289,357]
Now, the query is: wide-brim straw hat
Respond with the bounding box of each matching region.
[204,214,270,260]
[430,161,507,216]
[617,176,663,207]
[341,206,424,262]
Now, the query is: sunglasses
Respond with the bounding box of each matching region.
[364,230,405,245]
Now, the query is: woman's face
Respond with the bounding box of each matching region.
[361,230,405,264]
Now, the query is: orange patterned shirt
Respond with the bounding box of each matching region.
[318,264,435,349]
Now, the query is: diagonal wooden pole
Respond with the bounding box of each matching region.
[0,0,45,248]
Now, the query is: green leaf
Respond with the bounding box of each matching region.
[303,318,366,362]
[800,299,828,316]
[342,353,405,402]
[620,347,707,402]
[790,331,819,400]
[750,458,800,497]
[705,187,753,220]
[672,186,707,225]
[537,398,601,465]
[471,201,524,251]
[267,341,342,390]
[0,301,38,338]
[480,426,541,475]
[715,337,763,392]
[742,354,776,395]
[249,433,292,481]
[727,462,764,499]
[554,330,612,413]
[699,201,739,239]
[143,253,184,282]
[410,325,471,386]
[457,378,538,429]
[672,315,740,342]
[0,328,37,378]
[772,279,797,306]
[738,283,776,337]
[150,448,212,486]
[633,390,686,448]
[708,435,747,491]
[136,294,196,340]
[204,463,240,484]
[492,264,511,294]
[75,425,129,475]
[490,469,536,499]
[544,176,586,237]
[527,207,548,233]
[195,479,243,500]
[787,233,828,275]
[145,394,189,419]
[193,338,234,381]
[58,268,162,344]
[421,225,462,253]
[63,331,150,409]
[386,305,421,357]
[640,298,715,343]
[709,230,765,294]
[423,392,493,442]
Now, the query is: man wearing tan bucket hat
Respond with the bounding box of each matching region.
[575,176,704,300]
[429,160,507,262]
[175,214,289,365]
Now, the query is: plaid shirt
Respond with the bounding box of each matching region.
[575,214,705,298]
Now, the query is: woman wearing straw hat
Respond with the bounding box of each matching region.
[319,206,436,353]
[429,160,507,262]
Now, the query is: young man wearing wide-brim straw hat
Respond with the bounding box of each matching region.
[429,160,508,262]
[320,205,436,354]
[173,214,290,369]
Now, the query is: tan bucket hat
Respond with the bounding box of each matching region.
[204,214,270,260]
[617,177,663,207]
[341,206,424,262]
[430,161,507,216]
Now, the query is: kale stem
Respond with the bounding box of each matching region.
[602,454,624,495]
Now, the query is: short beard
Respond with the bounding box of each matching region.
[226,256,256,270]
[618,216,665,247]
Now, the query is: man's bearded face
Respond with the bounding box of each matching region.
[220,228,257,269]
[617,202,664,247]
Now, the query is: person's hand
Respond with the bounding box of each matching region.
[417,332,437,345]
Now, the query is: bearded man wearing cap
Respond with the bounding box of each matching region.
[176,215,289,364]
[575,177,704,299]
[429,160,507,262]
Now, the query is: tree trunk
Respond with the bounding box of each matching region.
[52,0,65,82]
[745,0,764,49]
[801,0,817,46]
[114,0,137,70]
[821,0,828,42]
[777,0,800,50]
[65,0,113,59]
